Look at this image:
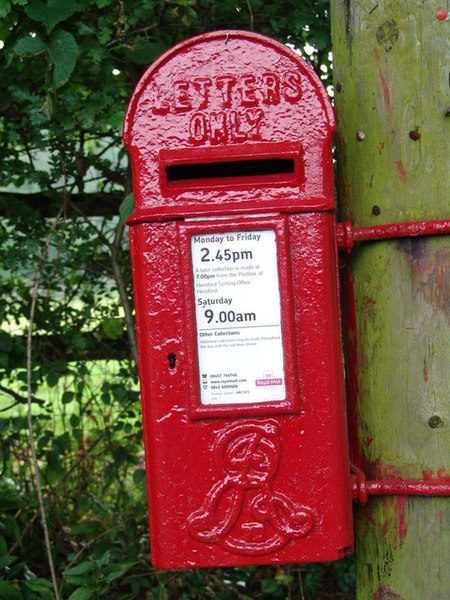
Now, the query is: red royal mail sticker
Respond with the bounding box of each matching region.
[255,378,283,386]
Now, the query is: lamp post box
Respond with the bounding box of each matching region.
[123,30,353,569]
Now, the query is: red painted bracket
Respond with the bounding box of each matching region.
[351,469,450,505]
[339,218,450,503]
[337,219,450,253]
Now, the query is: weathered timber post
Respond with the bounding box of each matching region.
[331,2,450,599]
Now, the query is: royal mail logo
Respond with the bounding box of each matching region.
[255,378,283,386]
[188,420,315,556]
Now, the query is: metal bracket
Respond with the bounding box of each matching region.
[340,221,450,502]
[351,468,450,505]
[337,218,450,253]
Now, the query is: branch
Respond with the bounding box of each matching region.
[246,0,254,31]
[0,384,45,408]
[111,219,138,363]
[69,184,137,363]
[26,205,66,600]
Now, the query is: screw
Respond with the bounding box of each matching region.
[409,129,421,141]
[428,415,443,429]
[372,205,381,216]
[168,353,177,369]
[356,131,366,141]
[436,9,448,21]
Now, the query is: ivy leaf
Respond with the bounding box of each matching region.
[24,0,77,34]
[13,36,47,56]
[48,30,79,89]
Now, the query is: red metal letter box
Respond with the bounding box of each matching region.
[123,31,353,569]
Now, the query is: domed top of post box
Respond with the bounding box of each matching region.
[124,30,335,222]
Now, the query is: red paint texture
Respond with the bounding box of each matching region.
[395,159,408,183]
[382,519,390,542]
[353,464,450,506]
[342,266,369,471]
[401,244,450,320]
[373,47,392,121]
[337,219,450,253]
[124,31,353,569]
[437,469,450,479]
[393,496,407,548]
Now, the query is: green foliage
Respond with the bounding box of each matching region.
[0,1,353,598]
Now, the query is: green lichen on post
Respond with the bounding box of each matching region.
[331,1,450,598]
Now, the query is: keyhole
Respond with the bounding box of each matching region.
[168,353,177,369]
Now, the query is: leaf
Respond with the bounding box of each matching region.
[67,587,96,600]
[64,561,97,577]
[0,581,23,600]
[39,93,54,120]
[101,318,124,340]
[1,514,20,541]
[61,390,74,404]
[70,520,104,537]
[0,332,13,352]
[69,414,80,427]
[119,193,134,223]
[0,483,22,511]
[0,555,17,568]
[104,561,136,583]
[24,579,53,592]
[0,1,11,18]
[48,29,79,89]
[124,39,167,65]
[24,0,77,34]
[13,36,47,57]
[132,468,146,485]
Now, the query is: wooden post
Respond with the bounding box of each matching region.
[331,2,450,598]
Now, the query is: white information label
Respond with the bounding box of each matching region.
[191,229,286,405]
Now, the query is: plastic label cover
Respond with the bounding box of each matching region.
[191,229,286,405]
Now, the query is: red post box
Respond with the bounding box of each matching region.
[123,31,353,569]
